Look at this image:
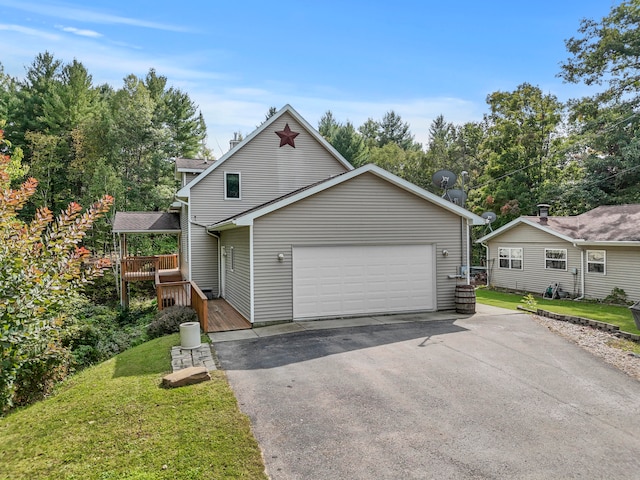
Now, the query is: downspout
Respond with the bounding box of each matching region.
[460,217,465,269]
[481,242,489,287]
[174,197,191,281]
[573,243,585,300]
[466,219,471,285]
[207,229,221,298]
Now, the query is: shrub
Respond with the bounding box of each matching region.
[12,347,72,407]
[62,300,152,370]
[147,306,198,339]
[521,293,538,310]
[0,128,113,412]
[604,287,631,306]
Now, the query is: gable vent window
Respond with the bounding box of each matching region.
[587,250,606,274]
[225,172,241,200]
[545,248,567,270]
[498,247,522,270]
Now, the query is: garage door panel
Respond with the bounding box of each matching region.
[293,245,434,320]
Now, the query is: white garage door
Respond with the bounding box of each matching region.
[293,244,435,320]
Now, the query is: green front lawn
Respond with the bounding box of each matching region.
[0,335,267,480]
[476,288,640,335]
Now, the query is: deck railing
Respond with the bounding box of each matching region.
[121,256,157,281]
[156,279,209,330]
[190,283,209,331]
[156,281,191,309]
[121,253,208,328]
[156,254,179,270]
[121,254,179,281]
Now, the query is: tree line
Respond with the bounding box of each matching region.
[317,1,640,227]
[2,1,639,237]
[0,52,208,252]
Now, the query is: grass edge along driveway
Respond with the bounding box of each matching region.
[476,287,640,335]
[0,334,268,480]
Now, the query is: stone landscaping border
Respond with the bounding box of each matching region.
[517,306,640,343]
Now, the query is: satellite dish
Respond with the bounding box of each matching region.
[481,212,497,224]
[432,170,457,190]
[446,189,467,206]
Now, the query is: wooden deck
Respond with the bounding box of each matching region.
[206,299,252,332]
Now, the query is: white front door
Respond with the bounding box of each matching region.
[292,244,435,320]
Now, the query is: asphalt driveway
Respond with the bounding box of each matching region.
[212,306,640,479]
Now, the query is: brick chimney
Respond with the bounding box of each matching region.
[537,204,550,224]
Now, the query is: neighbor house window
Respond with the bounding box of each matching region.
[545,248,567,270]
[225,172,241,199]
[498,247,523,270]
[587,250,606,274]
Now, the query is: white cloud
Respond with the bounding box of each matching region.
[0,23,59,40]
[58,25,102,38]
[0,0,192,32]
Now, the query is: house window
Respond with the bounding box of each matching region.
[587,250,606,274]
[498,247,522,270]
[225,172,241,199]
[545,248,567,270]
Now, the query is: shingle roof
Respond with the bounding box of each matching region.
[112,212,181,233]
[523,204,640,242]
[175,158,211,171]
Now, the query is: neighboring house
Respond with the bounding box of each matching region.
[114,105,484,329]
[477,204,640,302]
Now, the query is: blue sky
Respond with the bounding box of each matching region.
[0,0,620,157]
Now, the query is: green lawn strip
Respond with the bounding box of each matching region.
[476,288,640,335]
[0,334,267,480]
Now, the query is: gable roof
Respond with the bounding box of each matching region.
[207,164,485,230]
[176,104,354,199]
[175,157,211,172]
[174,157,211,180]
[477,204,640,245]
[112,212,181,234]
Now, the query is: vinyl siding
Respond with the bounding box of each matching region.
[186,113,349,296]
[486,224,582,296]
[190,112,350,226]
[183,172,199,187]
[190,226,218,293]
[221,227,251,320]
[252,172,466,323]
[179,206,189,279]
[584,247,640,302]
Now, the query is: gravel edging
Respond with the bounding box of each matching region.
[530,314,640,381]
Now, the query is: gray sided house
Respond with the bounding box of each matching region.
[116,105,484,329]
[477,205,640,302]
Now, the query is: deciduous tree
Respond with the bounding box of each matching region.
[476,83,564,223]
[0,128,113,411]
[559,0,640,206]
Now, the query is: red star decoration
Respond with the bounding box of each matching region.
[275,123,300,148]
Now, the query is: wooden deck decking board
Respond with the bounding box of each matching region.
[207,299,251,332]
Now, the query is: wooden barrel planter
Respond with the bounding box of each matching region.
[455,285,476,314]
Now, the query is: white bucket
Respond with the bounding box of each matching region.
[179,322,201,349]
